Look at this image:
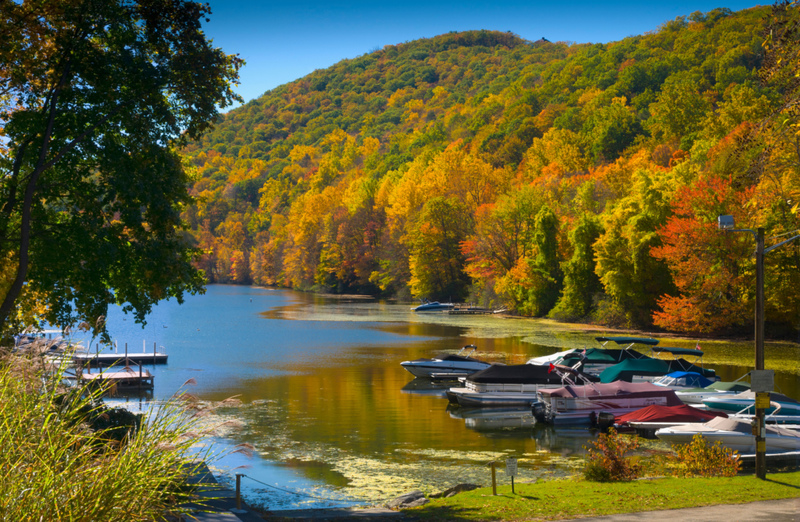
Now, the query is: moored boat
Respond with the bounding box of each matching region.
[557,336,659,375]
[532,381,684,426]
[400,344,492,378]
[446,363,596,408]
[652,371,716,390]
[412,300,455,312]
[655,416,800,453]
[598,359,716,384]
[675,379,751,404]
[702,390,800,416]
[614,403,727,438]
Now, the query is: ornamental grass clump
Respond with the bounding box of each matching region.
[0,352,214,521]
[669,433,741,477]
[583,428,642,482]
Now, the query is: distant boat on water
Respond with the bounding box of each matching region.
[412,300,454,312]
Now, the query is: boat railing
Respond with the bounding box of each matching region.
[457,344,478,357]
[733,399,783,418]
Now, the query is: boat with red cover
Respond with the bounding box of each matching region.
[532,381,684,426]
[613,403,727,438]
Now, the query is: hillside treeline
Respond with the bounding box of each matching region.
[183,5,800,337]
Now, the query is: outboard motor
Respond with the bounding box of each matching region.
[531,400,547,423]
[595,411,616,431]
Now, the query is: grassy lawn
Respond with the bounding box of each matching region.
[406,471,800,521]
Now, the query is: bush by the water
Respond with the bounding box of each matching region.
[669,433,741,477]
[0,352,214,520]
[583,428,642,482]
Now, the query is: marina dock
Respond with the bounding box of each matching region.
[80,366,154,390]
[448,307,505,315]
[73,340,168,366]
[73,352,167,366]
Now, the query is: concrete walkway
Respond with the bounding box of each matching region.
[259,498,799,521]
[566,498,799,522]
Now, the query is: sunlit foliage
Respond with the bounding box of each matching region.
[182,5,799,337]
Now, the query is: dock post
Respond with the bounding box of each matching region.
[153,341,157,364]
[235,474,243,511]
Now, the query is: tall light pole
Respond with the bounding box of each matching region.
[717,215,800,479]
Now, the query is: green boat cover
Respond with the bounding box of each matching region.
[560,348,650,366]
[600,358,717,383]
[652,346,704,357]
[595,336,660,346]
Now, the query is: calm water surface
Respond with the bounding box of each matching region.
[82,285,799,509]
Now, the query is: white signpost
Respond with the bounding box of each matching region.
[506,458,518,494]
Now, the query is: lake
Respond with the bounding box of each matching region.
[76,285,799,510]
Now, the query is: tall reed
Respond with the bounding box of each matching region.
[0,351,214,521]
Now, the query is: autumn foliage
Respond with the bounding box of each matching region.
[181,6,800,337]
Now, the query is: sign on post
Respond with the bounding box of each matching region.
[751,370,774,393]
[505,458,518,476]
[505,458,518,494]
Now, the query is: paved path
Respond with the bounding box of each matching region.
[567,498,799,522]
[259,499,799,521]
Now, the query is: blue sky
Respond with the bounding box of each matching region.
[203,1,764,109]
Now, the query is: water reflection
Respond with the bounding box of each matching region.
[448,406,536,431]
[401,377,454,396]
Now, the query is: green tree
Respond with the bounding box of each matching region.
[499,205,562,316]
[529,205,563,314]
[0,0,242,338]
[550,213,603,320]
[594,170,675,327]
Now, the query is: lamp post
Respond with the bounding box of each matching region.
[717,215,800,479]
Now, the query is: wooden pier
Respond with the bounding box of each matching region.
[80,365,154,390]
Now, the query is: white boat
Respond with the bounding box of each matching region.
[526,349,578,366]
[655,416,800,453]
[675,380,751,404]
[532,381,684,426]
[412,300,455,312]
[446,363,593,408]
[400,344,491,378]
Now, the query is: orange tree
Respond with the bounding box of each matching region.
[651,176,755,334]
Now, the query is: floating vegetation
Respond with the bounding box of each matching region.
[211,400,592,505]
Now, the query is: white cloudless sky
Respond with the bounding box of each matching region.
[202,1,765,109]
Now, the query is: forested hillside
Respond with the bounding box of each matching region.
[182,5,800,337]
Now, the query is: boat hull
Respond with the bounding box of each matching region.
[702,397,800,416]
[656,427,800,453]
[400,360,490,378]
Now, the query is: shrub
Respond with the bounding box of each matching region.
[0,353,215,521]
[669,433,741,477]
[584,428,642,482]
